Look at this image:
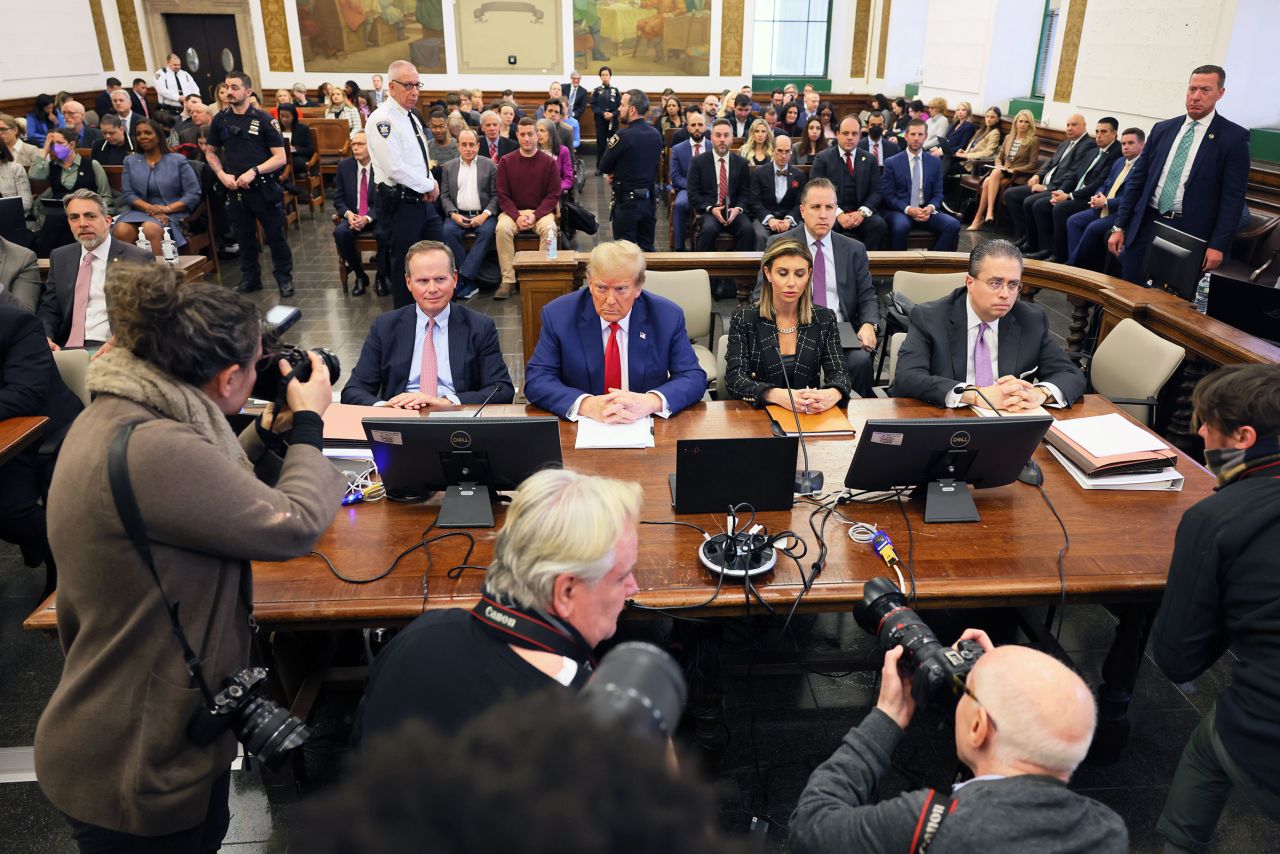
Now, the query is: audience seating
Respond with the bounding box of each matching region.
[713,334,729,399]
[296,150,325,218]
[1086,318,1186,425]
[331,212,379,296]
[310,120,352,192]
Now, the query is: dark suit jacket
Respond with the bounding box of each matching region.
[288,122,316,162]
[73,126,104,149]
[341,303,514,405]
[724,304,850,407]
[687,151,751,213]
[889,286,1086,406]
[1113,112,1251,253]
[93,92,113,123]
[1039,135,1098,191]
[1098,156,1133,214]
[810,145,882,213]
[524,289,707,418]
[333,157,378,220]
[880,149,944,212]
[727,114,758,138]
[38,239,154,346]
[440,156,499,216]
[0,237,41,311]
[748,164,806,225]
[478,135,518,161]
[564,84,588,120]
[0,303,82,442]
[857,136,900,168]
[1063,142,1122,201]
[669,138,707,192]
[755,227,879,329]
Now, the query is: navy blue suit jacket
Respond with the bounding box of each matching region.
[333,156,377,220]
[0,304,82,441]
[523,289,707,418]
[669,138,701,191]
[880,149,944,213]
[340,303,514,405]
[1113,112,1251,253]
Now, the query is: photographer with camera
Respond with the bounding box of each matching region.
[790,587,1127,854]
[34,262,346,852]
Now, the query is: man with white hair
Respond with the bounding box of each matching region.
[60,101,102,148]
[353,468,642,742]
[789,630,1129,853]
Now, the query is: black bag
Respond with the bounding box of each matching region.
[560,199,598,237]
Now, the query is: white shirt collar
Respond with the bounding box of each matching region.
[803,228,831,253]
[80,235,111,264]
[1186,110,1215,128]
[966,295,1000,333]
[599,310,632,333]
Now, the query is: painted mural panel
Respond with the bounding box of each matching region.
[573,0,712,76]
[296,0,448,72]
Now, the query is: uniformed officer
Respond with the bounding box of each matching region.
[205,70,294,297]
[365,59,443,309]
[589,66,620,170]
[153,53,199,115]
[598,89,661,252]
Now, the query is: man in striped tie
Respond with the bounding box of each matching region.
[1064,128,1146,271]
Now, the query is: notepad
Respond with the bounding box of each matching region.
[1053,413,1167,456]
[970,404,1053,418]
[574,416,655,449]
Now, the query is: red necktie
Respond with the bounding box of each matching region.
[419,318,438,397]
[693,142,700,156]
[845,152,854,176]
[488,139,496,158]
[357,167,368,217]
[66,252,95,348]
[873,144,881,165]
[604,322,622,392]
[717,157,727,206]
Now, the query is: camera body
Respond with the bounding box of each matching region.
[578,642,688,740]
[251,344,341,402]
[854,577,985,708]
[186,666,310,771]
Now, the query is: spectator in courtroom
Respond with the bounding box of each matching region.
[537,119,574,200]
[177,100,214,147]
[494,118,561,300]
[1005,113,1097,248]
[275,104,314,186]
[858,113,899,170]
[890,239,1084,410]
[440,128,498,300]
[921,97,950,151]
[967,109,1038,231]
[478,110,518,161]
[810,114,887,249]
[29,128,112,256]
[91,115,133,166]
[687,119,756,252]
[0,114,39,170]
[669,111,707,251]
[0,138,33,220]
[427,109,459,164]
[738,118,775,167]
[524,240,706,422]
[60,101,102,149]
[93,78,131,125]
[1065,127,1145,271]
[880,119,961,252]
[793,116,828,166]
[326,87,362,137]
[112,120,200,256]
[174,94,203,132]
[955,106,1003,175]
[798,90,821,126]
[331,130,381,297]
[788,630,1128,854]
[1151,363,1280,853]
[867,94,893,127]
[130,79,152,118]
[109,88,144,139]
[342,240,513,407]
[727,94,756,138]
[25,95,63,147]
[1025,117,1122,262]
[659,97,685,134]
[748,134,805,249]
[0,235,40,309]
[776,102,802,138]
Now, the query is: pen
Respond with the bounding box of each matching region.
[1018,366,1039,380]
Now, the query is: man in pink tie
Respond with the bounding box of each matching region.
[889,239,1085,408]
[333,131,384,296]
[37,189,154,350]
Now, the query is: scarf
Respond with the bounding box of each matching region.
[1208,435,1280,488]
[88,346,250,469]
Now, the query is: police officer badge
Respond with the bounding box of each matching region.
[377,121,392,139]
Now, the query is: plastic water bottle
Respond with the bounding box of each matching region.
[1193,272,1211,314]
[161,227,179,264]
[545,225,558,259]
[135,229,149,252]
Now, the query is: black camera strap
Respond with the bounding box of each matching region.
[108,422,218,707]
[909,788,954,853]
[471,588,596,686]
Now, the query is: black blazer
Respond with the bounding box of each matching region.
[889,286,1086,406]
[479,135,518,161]
[289,122,316,162]
[341,303,514,405]
[1064,142,1122,201]
[724,304,851,407]
[1040,135,1098,191]
[38,239,155,346]
[748,164,807,225]
[0,303,83,444]
[687,151,751,213]
[564,84,588,120]
[810,145,882,213]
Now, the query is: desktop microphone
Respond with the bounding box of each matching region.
[471,385,502,418]
[774,343,823,494]
[971,385,1043,486]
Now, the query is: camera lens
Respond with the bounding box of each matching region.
[233,697,311,771]
[579,642,687,740]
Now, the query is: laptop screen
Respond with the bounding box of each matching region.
[1207,274,1280,345]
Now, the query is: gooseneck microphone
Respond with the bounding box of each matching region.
[971,384,1044,486]
[774,343,824,494]
[471,384,501,418]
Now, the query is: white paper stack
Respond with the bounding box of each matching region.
[574,416,655,449]
[1053,412,1169,455]
[1047,445,1184,491]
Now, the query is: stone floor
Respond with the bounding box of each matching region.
[2,168,1275,852]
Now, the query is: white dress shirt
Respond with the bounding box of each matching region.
[1151,110,1214,215]
[567,311,671,421]
[81,236,113,343]
[454,157,482,211]
[943,298,1064,408]
[365,99,438,195]
[401,303,459,403]
[762,168,795,227]
[154,67,199,106]
[804,228,842,322]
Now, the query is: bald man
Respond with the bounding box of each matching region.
[790,628,1128,853]
[1005,114,1096,250]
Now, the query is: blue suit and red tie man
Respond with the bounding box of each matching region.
[524,241,707,422]
[1108,65,1251,284]
[879,120,961,251]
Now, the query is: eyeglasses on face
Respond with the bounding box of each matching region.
[972,276,1023,294]
[391,79,425,91]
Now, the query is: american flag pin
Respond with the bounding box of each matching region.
[639,332,647,339]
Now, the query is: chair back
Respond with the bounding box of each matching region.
[883,332,907,385]
[715,333,729,399]
[891,270,966,306]
[1090,318,1185,424]
[311,119,353,156]
[103,165,123,193]
[53,349,91,407]
[643,269,712,342]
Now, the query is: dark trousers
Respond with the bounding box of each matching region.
[0,452,51,566]
[381,200,443,308]
[1002,183,1036,239]
[695,211,755,251]
[442,215,497,283]
[1016,189,1056,250]
[612,194,656,251]
[844,346,874,398]
[66,770,231,854]
[671,190,690,250]
[885,210,961,251]
[227,188,292,288]
[1045,197,1089,260]
[1065,208,1110,269]
[833,212,887,250]
[333,220,374,283]
[593,114,615,161]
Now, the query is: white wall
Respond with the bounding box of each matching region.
[915,0,1040,113]
[1221,0,1280,129]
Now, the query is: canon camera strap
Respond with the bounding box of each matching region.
[909,788,954,854]
[471,588,596,686]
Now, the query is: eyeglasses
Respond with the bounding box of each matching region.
[954,676,997,731]
[973,276,1023,293]
[391,79,425,91]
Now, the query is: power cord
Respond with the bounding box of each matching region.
[1035,483,1070,640]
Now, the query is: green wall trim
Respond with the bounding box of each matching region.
[904,82,919,98]
[1009,96,1044,122]
[1251,128,1280,164]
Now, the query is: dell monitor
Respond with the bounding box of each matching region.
[844,416,1054,523]
[362,415,563,527]
[1206,273,1280,345]
[1144,222,1206,300]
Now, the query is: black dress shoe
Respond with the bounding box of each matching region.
[1024,248,1051,260]
[375,279,389,297]
[278,280,295,298]
[351,278,369,296]
[234,280,263,293]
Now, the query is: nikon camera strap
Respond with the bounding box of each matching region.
[909,788,954,854]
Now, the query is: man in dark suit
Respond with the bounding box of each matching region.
[93,79,123,124]
[1026,117,1123,261]
[879,119,961,251]
[333,131,383,297]
[38,191,154,350]
[890,239,1085,409]
[748,135,806,249]
[1108,65,1251,284]
[478,112,518,161]
[1065,128,1145,271]
[524,240,706,421]
[810,115,887,249]
[668,111,707,251]
[687,119,755,252]
[342,241,513,407]
[590,67,621,167]
[727,94,757,138]
[109,88,144,139]
[1005,113,1096,250]
[0,237,41,311]
[857,114,899,170]
[440,129,500,300]
[564,71,588,121]
[757,178,881,397]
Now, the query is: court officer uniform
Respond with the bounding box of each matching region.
[598,117,662,251]
[208,106,294,296]
[590,83,620,167]
[366,98,442,309]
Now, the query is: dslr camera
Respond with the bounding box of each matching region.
[854,577,985,709]
[186,667,310,771]
[579,642,687,740]
[251,305,342,402]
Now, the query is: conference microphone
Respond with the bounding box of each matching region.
[971,384,1044,486]
[471,384,502,418]
[774,343,824,494]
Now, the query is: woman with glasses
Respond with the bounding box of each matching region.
[0,114,39,169]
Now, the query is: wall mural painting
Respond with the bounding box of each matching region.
[574,0,712,76]
[455,0,563,74]
[296,0,447,73]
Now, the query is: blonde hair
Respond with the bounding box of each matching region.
[954,101,972,119]
[928,96,948,112]
[758,240,814,326]
[1011,109,1038,142]
[586,240,646,286]
[737,118,775,160]
[485,469,643,610]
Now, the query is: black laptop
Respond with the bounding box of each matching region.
[1207,273,1280,345]
[668,436,799,514]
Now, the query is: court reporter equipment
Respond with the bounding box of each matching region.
[696,506,782,578]
[774,343,823,494]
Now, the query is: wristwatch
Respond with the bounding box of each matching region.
[1109,225,1123,235]
[858,206,873,218]
[1035,385,1053,404]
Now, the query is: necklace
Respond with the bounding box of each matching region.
[777,324,798,334]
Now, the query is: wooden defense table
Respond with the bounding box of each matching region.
[25,397,1213,633]
[0,416,48,467]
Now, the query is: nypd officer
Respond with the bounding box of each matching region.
[589,66,620,171]
[365,59,442,309]
[598,89,661,252]
[205,70,294,297]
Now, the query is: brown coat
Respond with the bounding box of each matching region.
[996,133,1040,177]
[35,395,345,835]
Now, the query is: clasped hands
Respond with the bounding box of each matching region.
[346,211,372,231]
[384,392,454,410]
[579,389,662,423]
[711,204,740,226]
[837,210,865,229]
[767,386,841,414]
[962,375,1049,411]
[905,205,934,223]
[516,209,537,230]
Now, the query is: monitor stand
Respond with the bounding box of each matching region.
[923,479,979,523]
[436,483,495,528]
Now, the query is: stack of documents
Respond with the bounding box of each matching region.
[1046,413,1178,476]
[575,416,655,449]
[1047,445,1184,491]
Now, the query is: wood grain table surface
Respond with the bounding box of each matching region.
[0,416,48,467]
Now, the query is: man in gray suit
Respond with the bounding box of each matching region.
[756,178,881,397]
[890,239,1085,409]
[38,190,153,350]
[0,237,41,311]
[440,129,499,300]
[1004,113,1097,250]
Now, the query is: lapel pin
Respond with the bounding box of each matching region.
[639,331,646,340]
[1208,133,1215,139]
